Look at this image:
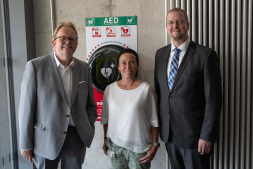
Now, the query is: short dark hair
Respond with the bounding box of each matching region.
[117,48,139,66]
[117,48,139,77]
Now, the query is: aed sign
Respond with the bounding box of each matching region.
[85,16,137,121]
[86,16,137,27]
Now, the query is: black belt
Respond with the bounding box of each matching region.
[68,125,76,128]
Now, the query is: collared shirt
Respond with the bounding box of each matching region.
[167,38,191,80]
[54,52,75,126]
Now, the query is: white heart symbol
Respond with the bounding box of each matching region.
[101,68,112,78]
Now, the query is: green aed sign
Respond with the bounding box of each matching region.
[86,16,137,27]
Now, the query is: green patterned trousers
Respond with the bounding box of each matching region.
[106,138,151,169]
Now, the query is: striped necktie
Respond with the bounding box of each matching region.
[168,48,181,90]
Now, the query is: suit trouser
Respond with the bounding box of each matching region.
[165,131,211,169]
[33,126,86,169]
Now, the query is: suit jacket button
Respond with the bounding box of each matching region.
[66,115,70,117]
[169,96,172,99]
[63,131,67,134]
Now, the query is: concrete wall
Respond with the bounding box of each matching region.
[33,1,167,168]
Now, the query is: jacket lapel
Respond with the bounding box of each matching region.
[47,53,68,103]
[70,58,79,107]
[170,41,196,92]
[163,45,171,92]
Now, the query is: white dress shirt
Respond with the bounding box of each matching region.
[167,38,191,80]
[54,53,75,126]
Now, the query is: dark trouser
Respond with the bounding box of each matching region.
[165,132,211,169]
[33,126,86,169]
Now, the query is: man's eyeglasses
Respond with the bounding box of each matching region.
[167,20,187,26]
[55,36,78,43]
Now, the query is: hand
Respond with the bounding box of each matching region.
[140,146,158,164]
[21,150,33,163]
[102,141,108,155]
[198,139,212,155]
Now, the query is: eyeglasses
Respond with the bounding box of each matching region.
[55,36,78,43]
[167,20,187,26]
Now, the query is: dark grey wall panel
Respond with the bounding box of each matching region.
[167,0,253,169]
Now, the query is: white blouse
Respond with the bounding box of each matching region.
[101,82,158,153]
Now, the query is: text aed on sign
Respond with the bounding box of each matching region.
[104,17,118,24]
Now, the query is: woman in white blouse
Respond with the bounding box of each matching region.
[101,48,159,169]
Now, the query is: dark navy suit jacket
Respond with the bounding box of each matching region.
[154,41,222,148]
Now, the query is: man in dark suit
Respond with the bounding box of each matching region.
[154,8,222,169]
[19,21,97,169]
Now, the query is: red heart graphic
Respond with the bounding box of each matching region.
[123,29,128,34]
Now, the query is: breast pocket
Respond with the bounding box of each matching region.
[78,82,88,98]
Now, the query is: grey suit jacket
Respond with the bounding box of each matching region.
[154,41,222,149]
[18,53,97,160]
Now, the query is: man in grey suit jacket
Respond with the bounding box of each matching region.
[154,8,222,169]
[19,21,97,169]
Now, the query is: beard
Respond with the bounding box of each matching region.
[170,31,188,42]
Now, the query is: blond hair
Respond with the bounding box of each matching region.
[52,21,78,42]
[167,8,189,22]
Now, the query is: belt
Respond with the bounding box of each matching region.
[68,125,76,128]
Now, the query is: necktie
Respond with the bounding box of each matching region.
[168,48,181,90]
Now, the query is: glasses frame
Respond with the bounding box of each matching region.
[54,36,78,43]
[166,20,188,26]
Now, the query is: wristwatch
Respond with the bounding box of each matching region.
[152,142,160,147]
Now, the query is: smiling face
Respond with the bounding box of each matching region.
[166,10,189,46]
[118,52,138,80]
[53,26,78,63]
